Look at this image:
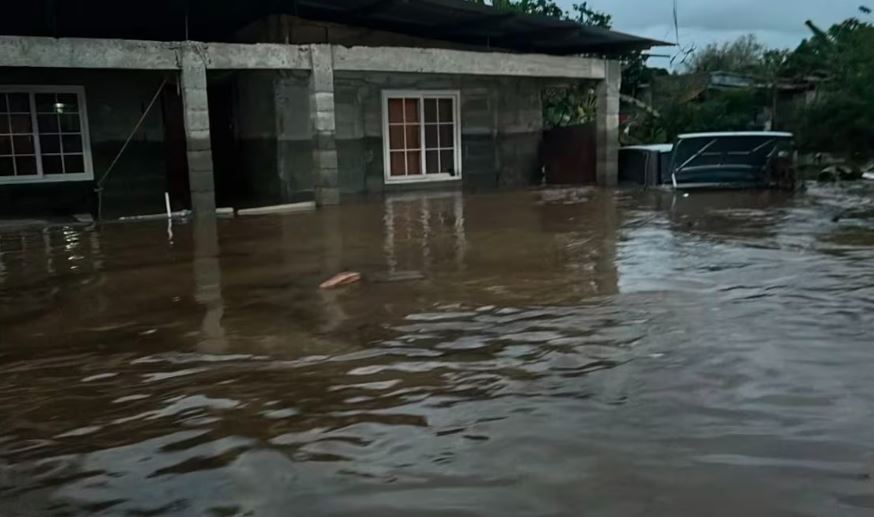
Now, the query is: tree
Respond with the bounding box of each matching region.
[685,34,767,74]
[471,0,647,126]
[789,17,874,159]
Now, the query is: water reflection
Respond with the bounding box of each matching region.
[2,185,874,516]
[193,217,227,353]
[383,191,467,274]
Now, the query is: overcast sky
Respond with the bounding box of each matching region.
[558,0,869,67]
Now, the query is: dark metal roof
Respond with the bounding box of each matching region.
[2,0,667,56]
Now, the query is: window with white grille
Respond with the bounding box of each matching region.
[0,86,93,184]
[382,91,461,183]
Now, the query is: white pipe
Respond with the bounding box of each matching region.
[164,192,172,219]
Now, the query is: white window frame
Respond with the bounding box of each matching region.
[0,85,94,185]
[381,90,462,184]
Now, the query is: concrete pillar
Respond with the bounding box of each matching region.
[596,59,622,186]
[309,44,340,206]
[179,44,217,217]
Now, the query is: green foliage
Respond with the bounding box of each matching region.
[789,17,874,158]
[471,0,642,127]
[658,89,768,140]
[685,34,767,74]
[477,1,611,27]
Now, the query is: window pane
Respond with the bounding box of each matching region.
[0,114,8,134]
[439,124,454,148]
[15,156,37,175]
[405,125,420,149]
[59,114,81,133]
[38,114,59,133]
[439,99,454,122]
[40,134,61,154]
[424,99,437,123]
[42,154,63,174]
[440,150,455,174]
[10,114,32,133]
[388,99,404,124]
[426,150,439,174]
[35,94,56,113]
[425,125,438,148]
[0,157,12,176]
[404,99,419,123]
[389,125,404,150]
[390,151,406,176]
[0,135,11,155]
[0,95,7,114]
[57,94,79,113]
[407,151,421,175]
[64,154,84,174]
[62,134,82,153]
[12,135,34,155]
[7,93,29,113]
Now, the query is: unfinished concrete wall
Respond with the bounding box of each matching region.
[331,71,545,194]
[233,70,315,207]
[0,68,168,217]
[235,71,281,206]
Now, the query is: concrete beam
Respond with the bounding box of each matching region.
[0,37,311,71]
[204,42,311,70]
[0,36,178,69]
[333,45,606,79]
[2,36,604,79]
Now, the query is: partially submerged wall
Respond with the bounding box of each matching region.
[331,71,545,195]
[233,70,315,207]
[232,71,546,203]
[0,68,169,217]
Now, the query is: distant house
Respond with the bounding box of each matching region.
[1,0,660,218]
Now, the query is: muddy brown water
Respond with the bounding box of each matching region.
[1,185,874,516]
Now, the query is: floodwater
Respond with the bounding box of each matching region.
[1,185,874,517]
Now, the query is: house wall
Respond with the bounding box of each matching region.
[0,68,169,218]
[230,70,545,204]
[332,71,545,194]
[233,70,315,206]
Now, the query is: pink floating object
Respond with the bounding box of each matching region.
[319,272,362,289]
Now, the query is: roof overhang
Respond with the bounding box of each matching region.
[1,0,669,56]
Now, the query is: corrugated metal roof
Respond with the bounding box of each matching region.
[2,0,667,55]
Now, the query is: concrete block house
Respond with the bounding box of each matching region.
[0,0,660,218]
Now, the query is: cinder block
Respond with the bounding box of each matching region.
[316,167,339,188]
[313,110,336,132]
[181,65,208,90]
[190,191,217,217]
[186,130,212,151]
[312,91,335,113]
[187,150,214,175]
[315,132,337,151]
[316,187,340,206]
[183,88,209,112]
[184,109,211,132]
[189,169,216,193]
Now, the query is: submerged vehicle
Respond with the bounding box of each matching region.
[620,132,798,190]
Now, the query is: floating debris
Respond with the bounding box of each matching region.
[319,272,362,289]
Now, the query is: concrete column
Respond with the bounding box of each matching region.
[309,44,340,206]
[596,59,622,186]
[179,44,217,217]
